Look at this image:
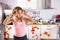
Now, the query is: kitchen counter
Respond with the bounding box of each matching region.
[5,24,59,40]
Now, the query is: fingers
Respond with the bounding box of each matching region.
[9,13,13,18]
[23,10,27,13]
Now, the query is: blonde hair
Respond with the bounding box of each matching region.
[12,6,23,15]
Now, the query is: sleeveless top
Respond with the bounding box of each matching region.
[12,16,26,37]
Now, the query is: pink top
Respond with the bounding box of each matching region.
[12,18,26,37]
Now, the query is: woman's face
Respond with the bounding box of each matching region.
[15,10,23,18]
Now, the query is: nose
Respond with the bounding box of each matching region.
[18,13,22,17]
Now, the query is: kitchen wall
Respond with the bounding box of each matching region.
[40,9,60,22]
[1,0,60,9]
[0,0,17,9]
[0,0,60,21]
[40,0,60,21]
[0,0,2,3]
[17,0,37,9]
[51,0,60,9]
[37,0,42,9]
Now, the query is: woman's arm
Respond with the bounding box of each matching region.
[23,10,34,22]
[23,10,30,17]
[3,14,13,25]
[27,16,34,22]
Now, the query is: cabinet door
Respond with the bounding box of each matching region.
[28,25,40,40]
[40,25,59,39]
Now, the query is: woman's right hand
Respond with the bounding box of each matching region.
[3,13,13,25]
[9,13,13,18]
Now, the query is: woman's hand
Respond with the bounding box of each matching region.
[3,13,13,25]
[23,10,30,17]
[9,13,13,18]
[22,10,35,22]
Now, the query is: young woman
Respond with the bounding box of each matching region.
[3,6,34,40]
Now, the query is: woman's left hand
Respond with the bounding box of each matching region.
[23,10,35,22]
[23,10,30,17]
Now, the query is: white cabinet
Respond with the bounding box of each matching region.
[40,25,59,39]
[5,25,59,39]
[27,25,40,40]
